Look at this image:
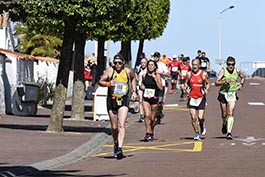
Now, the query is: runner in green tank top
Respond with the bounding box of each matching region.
[215,56,245,140]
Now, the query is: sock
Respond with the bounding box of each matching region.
[227,116,234,133]
[222,117,227,124]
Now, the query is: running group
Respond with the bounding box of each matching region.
[99,51,245,160]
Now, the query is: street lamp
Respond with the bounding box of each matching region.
[218,5,234,70]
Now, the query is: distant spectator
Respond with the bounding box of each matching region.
[199,52,211,72]
[195,50,202,60]
[159,54,171,67]
[84,61,93,91]
[90,53,97,64]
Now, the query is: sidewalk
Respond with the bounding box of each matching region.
[0,99,111,176]
[0,89,186,177]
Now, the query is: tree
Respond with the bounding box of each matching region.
[1,0,170,132]
[15,24,62,58]
[2,0,127,131]
[110,0,170,68]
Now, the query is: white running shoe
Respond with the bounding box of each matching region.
[201,128,207,136]
[194,133,201,141]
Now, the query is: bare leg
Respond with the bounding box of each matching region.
[189,108,199,133]
[143,101,152,134]
[108,110,118,145]
[117,106,128,148]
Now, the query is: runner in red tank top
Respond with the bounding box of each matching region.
[168,55,180,94]
[178,57,191,100]
[184,59,210,140]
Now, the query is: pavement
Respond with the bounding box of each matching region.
[0,99,112,176]
[1,78,265,177]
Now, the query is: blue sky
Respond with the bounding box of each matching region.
[85,0,265,72]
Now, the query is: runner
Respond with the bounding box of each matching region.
[215,56,245,140]
[99,54,137,159]
[168,54,180,94]
[141,60,163,141]
[184,58,210,140]
[136,57,148,122]
[179,56,191,101]
[153,52,170,124]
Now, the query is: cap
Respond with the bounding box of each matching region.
[153,52,161,58]
[172,54,177,58]
[113,54,125,61]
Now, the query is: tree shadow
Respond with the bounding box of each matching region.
[0,124,111,135]
[0,166,126,177]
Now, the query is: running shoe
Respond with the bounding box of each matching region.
[144,133,153,142]
[150,133,155,141]
[116,148,124,160]
[169,89,174,94]
[113,144,118,158]
[226,133,233,140]
[222,122,227,135]
[200,123,206,136]
[138,115,145,122]
[194,133,201,141]
[201,128,207,136]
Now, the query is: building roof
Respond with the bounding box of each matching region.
[0,48,59,63]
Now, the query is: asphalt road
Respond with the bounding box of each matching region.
[29,78,265,177]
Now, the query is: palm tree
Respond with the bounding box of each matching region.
[15,24,62,58]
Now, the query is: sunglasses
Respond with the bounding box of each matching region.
[114,61,123,65]
[227,63,235,66]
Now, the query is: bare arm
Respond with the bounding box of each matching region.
[215,68,225,86]
[183,72,191,92]
[237,68,246,90]
[203,71,211,94]
[126,68,138,100]
[154,73,163,91]
[99,67,113,87]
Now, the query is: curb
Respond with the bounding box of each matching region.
[0,126,112,177]
[0,112,136,177]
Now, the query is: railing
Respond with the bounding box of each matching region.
[239,61,265,78]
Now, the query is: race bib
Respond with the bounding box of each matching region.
[224,92,236,102]
[172,66,178,72]
[181,70,188,76]
[144,88,155,98]
[201,61,207,67]
[189,98,202,107]
[113,82,127,95]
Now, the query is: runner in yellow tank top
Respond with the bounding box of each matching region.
[99,54,137,159]
[215,56,245,140]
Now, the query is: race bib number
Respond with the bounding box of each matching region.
[189,98,202,107]
[224,92,236,102]
[201,61,207,68]
[113,82,127,95]
[144,88,155,98]
[172,66,178,72]
[181,70,188,76]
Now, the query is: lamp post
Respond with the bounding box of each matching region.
[218,5,234,70]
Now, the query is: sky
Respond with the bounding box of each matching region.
[85,0,265,73]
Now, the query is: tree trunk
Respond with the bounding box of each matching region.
[71,32,86,120]
[135,39,144,69]
[95,36,106,84]
[47,18,76,132]
[120,40,132,68]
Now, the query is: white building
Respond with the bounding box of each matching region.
[0,12,59,115]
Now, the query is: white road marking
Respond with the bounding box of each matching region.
[249,82,260,86]
[248,102,264,106]
[164,104,179,107]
